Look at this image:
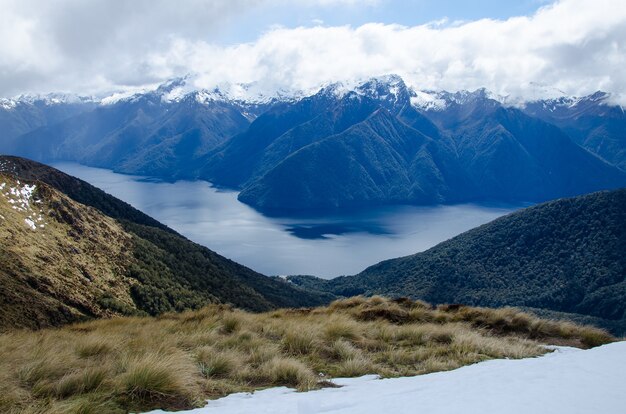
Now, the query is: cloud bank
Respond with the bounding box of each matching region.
[0,0,625,102]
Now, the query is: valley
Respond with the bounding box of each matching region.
[1,2,625,414]
[53,162,518,277]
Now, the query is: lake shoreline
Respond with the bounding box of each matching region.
[52,162,522,278]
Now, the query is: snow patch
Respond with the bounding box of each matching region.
[145,342,626,414]
[1,180,47,230]
[24,217,36,230]
[410,91,448,111]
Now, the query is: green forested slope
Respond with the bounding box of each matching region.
[290,189,626,330]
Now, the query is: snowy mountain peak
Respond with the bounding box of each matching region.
[0,93,95,110]
[523,91,610,110]
[141,75,306,106]
[408,88,502,111]
[356,74,410,107]
[317,74,412,110]
[409,90,448,111]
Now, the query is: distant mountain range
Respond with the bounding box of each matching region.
[1,75,625,212]
[289,188,626,334]
[0,156,331,330]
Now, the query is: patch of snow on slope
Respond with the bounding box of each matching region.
[146,342,626,414]
[1,180,47,230]
[410,90,447,111]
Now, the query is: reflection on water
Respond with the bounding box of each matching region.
[53,163,523,278]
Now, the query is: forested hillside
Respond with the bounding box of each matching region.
[289,189,626,333]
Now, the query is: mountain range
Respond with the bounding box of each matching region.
[1,75,625,213]
[0,155,331,330]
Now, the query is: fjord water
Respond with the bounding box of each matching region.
[53,163,521,278]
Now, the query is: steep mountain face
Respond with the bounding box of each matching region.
[0,156,331,330]
[0,95,96,143]
[8,88,253,179]
[202,78,626,211]
[2,76,626,213]
[237,108,459,210]
[421,95,626,202]
[521,92,626,171]
[289,189,626,332]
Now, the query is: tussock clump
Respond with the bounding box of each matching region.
[324,317,360,341]
[50,366,109,398]
[328,296,368,310]
[336,357,375,377]
[578,327,615,348]
[220,314,241,334]
[394,325,427,346]
[408,307,436,323]
[196,348,241,379]
[322,339,361,362]
[445,306,614,348]
[247,344,280,366]
[282,329,318,355]
[75,337,115,359]
[0,295,614,413]
[119,352,200,410]
[259,358,317,390]
[354,302,410,323]
[18,356,75,388]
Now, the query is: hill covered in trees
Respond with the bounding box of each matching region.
[289,189,626,333]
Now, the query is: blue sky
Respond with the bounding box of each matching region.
[217,0,553,44]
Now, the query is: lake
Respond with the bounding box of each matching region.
[53,163,522,278]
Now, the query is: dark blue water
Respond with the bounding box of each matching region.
[53,163,522,278]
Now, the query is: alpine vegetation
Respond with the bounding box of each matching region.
[0,296,613,413]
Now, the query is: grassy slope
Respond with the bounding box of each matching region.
[0,174,139,329]
[289,189,626,334]
[0,156,332,330]
[0,296,614,413]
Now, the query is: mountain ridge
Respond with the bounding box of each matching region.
[2,75,626,212]
[0,155,332,330]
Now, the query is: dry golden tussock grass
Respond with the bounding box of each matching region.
[0,297,614,413]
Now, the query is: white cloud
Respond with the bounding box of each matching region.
[0,0,625,103]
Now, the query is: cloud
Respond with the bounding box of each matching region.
[0,0,625,103]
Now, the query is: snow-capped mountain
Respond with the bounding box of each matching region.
[1,73,625,206]
[408,88,509,111]
[1,73,617,116]
[99,75,307,110]
[0,92,96,110]
[522,91,614,117]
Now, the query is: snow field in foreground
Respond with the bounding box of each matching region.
[147,341,626,414]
